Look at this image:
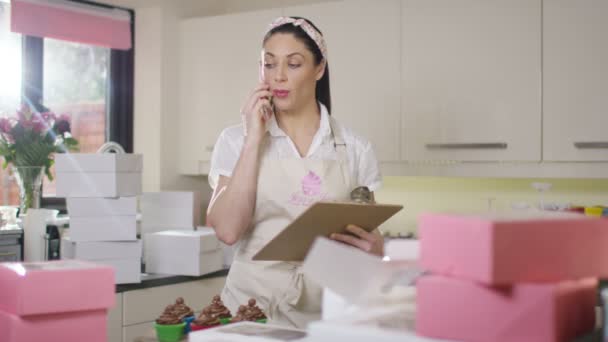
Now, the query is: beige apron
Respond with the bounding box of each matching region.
[221,118,354,329]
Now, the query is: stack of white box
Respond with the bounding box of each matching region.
[140,191,198,266]
[140,192,201,234]
[141,192,224,276]
[145,228,224,276]
[56,153,143,284]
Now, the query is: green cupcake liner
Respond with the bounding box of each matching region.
[219,317,232,325]
[154,322,185,342]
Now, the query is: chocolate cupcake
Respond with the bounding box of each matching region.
[231,298,267,323]
[155,298,191,342]
[172,297,195,320]
[192,295,232,330]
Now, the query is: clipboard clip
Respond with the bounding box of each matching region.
[350,186,373,204]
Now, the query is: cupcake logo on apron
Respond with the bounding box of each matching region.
[288,171,327,206]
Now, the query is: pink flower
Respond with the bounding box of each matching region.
[2,133,15,144]
[41,112,56,122]
[54,115,71,135]
[21,119,34,130]
[58,113,71,123]
[32,119,47,134]
[0,118,12,134]
[17,104,33,121]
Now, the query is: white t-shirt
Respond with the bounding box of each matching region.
[208,104,382,192]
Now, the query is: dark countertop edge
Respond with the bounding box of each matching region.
[115,268,229,293]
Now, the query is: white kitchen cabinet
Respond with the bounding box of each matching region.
[283,0,402,162]
[178,9,282,174]
[108,275,226,342]
[108,293,123,342]
[122,275,226,325]
[543,0,608,161]
[124,322,155,342]
[401,0,541,162]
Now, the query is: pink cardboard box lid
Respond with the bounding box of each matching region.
[419,212,608,284]
[0,260,115,316]
[0,308,107,342]
[416,275,597,342]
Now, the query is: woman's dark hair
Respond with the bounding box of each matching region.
[263,17,331,114]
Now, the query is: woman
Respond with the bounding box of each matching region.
[207,16,383,329]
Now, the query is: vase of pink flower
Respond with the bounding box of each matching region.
[0,104,78,215]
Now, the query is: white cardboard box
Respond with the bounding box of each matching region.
[144,229,223,276]
[307,321,451,342]
[61,238,142,260]
[190,322,308,342]
[385,239,420,261]
[303,238,402,304]
[67,197,137,217]
[55,153,142,198]
[97,258,141,284]
[140,192,201,232]
[68,216,137,242]
[56,172,142,198]
[60,243,141,284]
[55,153,143,173]
[301,238,434,341]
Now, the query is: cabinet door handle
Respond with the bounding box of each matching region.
[425,143,508,150]
[573,142,608,149]
[0,252,17,257]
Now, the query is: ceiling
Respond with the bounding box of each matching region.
[98,0,338,18]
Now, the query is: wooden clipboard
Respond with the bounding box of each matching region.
[252,201,403,261]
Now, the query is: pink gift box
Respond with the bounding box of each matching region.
[419,212,608,284]
[0,308,107,342]
[416,275,597,342]
[0,260,115,316]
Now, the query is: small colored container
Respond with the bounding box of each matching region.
[190,323,220,331]
[585,206,604,217]
[219,317,231,325]
[182,315,195,334]
[155,322,185,342]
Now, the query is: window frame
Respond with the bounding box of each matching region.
[18,0,136,212]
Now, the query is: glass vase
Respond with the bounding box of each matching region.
[12,166,45,216]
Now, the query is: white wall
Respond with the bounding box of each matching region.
[133,7,162,192]
[133,4,212,225]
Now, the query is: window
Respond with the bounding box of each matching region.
[0,2,22,206]
[0,0,134,210]
[42,38,110,196]
[0,2,21,115]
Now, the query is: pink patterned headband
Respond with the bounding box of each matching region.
[265,17,328,61]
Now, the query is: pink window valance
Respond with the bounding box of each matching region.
[11,0,132,50]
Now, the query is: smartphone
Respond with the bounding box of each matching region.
[259,55,275,120]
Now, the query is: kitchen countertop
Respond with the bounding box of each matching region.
[115,268,229,293]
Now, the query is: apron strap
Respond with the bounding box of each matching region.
[328,116,352,190]
[329,117,348,162]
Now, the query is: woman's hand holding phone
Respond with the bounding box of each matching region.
[240,83,274,145]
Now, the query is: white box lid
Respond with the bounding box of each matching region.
[67,197,137,217]
[149,228,220,252]
[62,238,142,260]
[302,238,421,306]
[55,153,143,173]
